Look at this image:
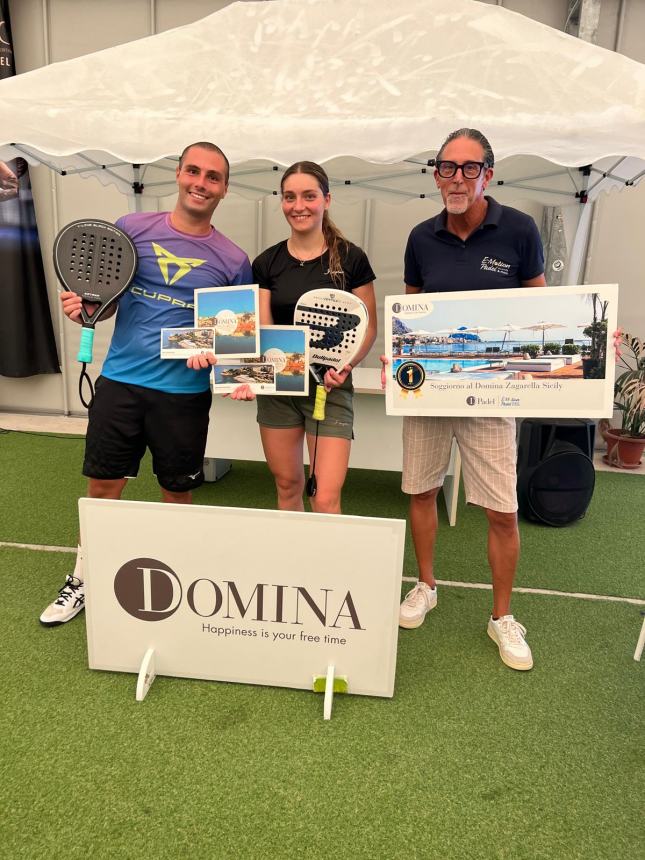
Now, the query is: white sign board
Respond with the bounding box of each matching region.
[385,284,618,418]
[80,499,405,698]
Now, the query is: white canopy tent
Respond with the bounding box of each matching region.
[1,0,644,190]
[0,0,644,415]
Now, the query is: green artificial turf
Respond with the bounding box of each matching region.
[1,430,643,858]
[1,429,643,598]
[1,546,643,859]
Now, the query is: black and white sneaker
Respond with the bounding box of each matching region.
[39,576,85,627]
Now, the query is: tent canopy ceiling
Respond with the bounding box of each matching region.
[0,0,644,204]
[4,151,638,207]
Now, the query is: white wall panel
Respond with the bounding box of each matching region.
[47,0,149,62]
[587,181,645,336]
[618,0,645,62]
[155,0,232,33]
[487,0,569,30]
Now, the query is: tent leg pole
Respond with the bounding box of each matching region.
[49,171,71,416]
[133,164,143,213]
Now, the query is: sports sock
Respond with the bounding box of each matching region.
[73,545,84,583]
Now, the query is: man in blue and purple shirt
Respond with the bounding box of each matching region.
[40,142,252,627]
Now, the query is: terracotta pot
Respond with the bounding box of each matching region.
[602,429,645,469]
[598,420,617,459]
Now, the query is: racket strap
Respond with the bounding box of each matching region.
[306,420,320,498]
[78,363,95,410]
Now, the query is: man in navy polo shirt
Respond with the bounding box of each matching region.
[398,128,546,671]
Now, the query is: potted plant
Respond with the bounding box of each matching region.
[581,294,608,379]
[562,343,580,356]
[602,332,645,469]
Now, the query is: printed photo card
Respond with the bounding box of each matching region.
[194,284,260,358]
[212,325,309,396]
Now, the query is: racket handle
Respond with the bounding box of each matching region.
[77,326,95,364]
[313,384,327,421]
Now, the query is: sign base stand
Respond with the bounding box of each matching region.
[313,664,348,720]
[135,647,157,701]
[203,458,232,482]
[634,613,645,661]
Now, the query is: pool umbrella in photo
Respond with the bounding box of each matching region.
[521,321,567,351]
[463,325,495,349]
[463,325,494,336]
[577,322,590,345]
[496,323,521,351]
[450,326,480,341]
[444,326,481,352]
[577,320,603,340]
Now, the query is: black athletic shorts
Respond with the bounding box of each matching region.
[83,376,212,493]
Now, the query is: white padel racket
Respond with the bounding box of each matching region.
[294,288,369,496]
[294,288,369,418]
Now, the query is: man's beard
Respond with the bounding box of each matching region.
[445,194,469,215]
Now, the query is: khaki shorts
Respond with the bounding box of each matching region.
[257,386,354,440]
[402,416,518,513]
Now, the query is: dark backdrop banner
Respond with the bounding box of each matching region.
[0,0,59,377]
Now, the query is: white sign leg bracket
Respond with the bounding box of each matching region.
[634,614,645,662]
[135,647,157,701]
[323,664,335,721]
[312,664,349,720]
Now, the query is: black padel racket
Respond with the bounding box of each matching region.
[53,219,138,406]
[294,289,369,496]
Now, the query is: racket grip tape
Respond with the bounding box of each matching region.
[77,326,95,364]
[312,385,327,421]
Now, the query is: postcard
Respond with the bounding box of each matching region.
[194,284,259,358]
[384,284,618,418]
[160,327,215,359]
[211,325,309,396]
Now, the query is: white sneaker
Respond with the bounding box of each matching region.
[39,576,85,627]
[487,615,533,670]
[399,582,437,629]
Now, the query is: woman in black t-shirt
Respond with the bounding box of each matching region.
[234,161,377,514]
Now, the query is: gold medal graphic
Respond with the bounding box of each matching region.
[396,361,425,398]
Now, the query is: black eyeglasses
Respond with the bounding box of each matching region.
[435,160,489,179]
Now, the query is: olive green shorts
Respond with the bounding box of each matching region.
[256,386,354,440]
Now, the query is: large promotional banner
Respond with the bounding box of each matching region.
[81,499,405,699]
[0,1,59,377]
[385,284,617,418]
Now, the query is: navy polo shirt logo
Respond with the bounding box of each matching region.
[480,256,511,275]
[403,197,545,292]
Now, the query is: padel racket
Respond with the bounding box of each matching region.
[53,219,138,406]
[294,288,369,496]
[294,288,369,417]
